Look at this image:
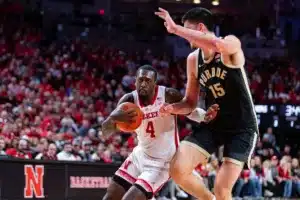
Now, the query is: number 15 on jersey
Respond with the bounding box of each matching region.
[209,83,225,98]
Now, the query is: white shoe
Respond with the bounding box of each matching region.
[177,190,188,198]
[171,197,177,200]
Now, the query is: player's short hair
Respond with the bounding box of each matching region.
[182,7,213,31]
[137,65,158,81]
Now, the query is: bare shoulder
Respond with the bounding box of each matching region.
[187,49,198,61]
[222,35,244,69]
[223,35,241,43]
[187,50,198,75]
[117,93,134,105]
[165,88,183,104]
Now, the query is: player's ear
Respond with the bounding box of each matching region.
[134,78,137,85]
[198,23,205,31]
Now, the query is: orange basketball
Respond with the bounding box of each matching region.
[116,102,143,132]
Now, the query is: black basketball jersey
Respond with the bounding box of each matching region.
[196,49,258,134]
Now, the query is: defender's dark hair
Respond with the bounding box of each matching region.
[137,65,158,81]
[182,7,213,31]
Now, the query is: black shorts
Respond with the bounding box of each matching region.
[183,125,258,167]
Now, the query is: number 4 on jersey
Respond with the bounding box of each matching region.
[146,121,155,138]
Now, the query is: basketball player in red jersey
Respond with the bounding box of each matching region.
[156,7,258,200]
[101,65,219,200]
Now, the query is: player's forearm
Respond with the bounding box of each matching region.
[186,108,206,123]
[101,117,117,137]
[171,98,197,115]
[174,25,217,50]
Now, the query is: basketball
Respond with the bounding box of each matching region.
[116,102,143,132]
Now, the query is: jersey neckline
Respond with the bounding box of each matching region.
[138,86,159,107]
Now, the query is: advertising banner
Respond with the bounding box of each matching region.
[0,159,118,200]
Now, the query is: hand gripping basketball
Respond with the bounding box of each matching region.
[115,102,144,132]
[204,104,219,123]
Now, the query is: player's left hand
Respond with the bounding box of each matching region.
[155,8,177,34]
[204,104,219,123]
[159,103,174,117]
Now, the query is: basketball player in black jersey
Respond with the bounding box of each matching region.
[156,7,258,200]
[101,65,218,200]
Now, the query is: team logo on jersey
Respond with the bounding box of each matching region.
[199,67,227,87]
[154,97,163,107]
[143,111,159,120]
[24,165,45,198]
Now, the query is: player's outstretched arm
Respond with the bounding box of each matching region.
[173,28,242,55]
[161,53,200,115]
[164,87,219,123]
[155,8,241,55]
[101,93,135,137]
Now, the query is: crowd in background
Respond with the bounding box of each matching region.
[0,5,300,199]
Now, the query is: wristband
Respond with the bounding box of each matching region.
[186,108,206,123]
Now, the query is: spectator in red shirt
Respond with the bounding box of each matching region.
[278,158,293,197]
[101,149,113,163]
[6,139,32,159]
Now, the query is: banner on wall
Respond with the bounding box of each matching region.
[0,159,118,200]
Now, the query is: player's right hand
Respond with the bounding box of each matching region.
[204,104,219,123]
[110,108,137,123]
[155,8,178,34]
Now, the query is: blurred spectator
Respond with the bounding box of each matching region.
[91,143,105,162]
[36,143,57,160]
[262,160,276,197]
[250,157,263,197]
[79,140,92,161]
[0,137,6,156]
[282,145,292,157]
[34,138,49,159]
[278,157,293,198]
[102,149,113,164]
[57,142,76,161]
[262,127,276,147]
[72,139,83,161]
[270,156,280,186]
[291,158,300,196]
[6,139,32,159]
[79,120,90,137]
[207,156,219,191]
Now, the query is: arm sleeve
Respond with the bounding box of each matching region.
[186,108,206,123]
